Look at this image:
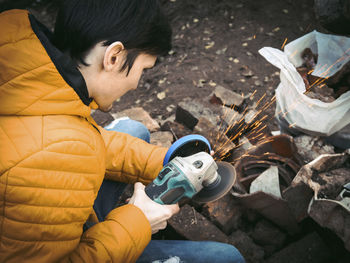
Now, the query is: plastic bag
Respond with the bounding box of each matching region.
[259,30,350,137]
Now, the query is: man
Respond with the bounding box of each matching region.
[0,0,244,262]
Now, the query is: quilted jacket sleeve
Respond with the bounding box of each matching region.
[61,205,151,263]
[98,125,168,185]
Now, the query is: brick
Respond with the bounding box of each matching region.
[194,117,235,159]
[168,204,229,243]
[229,230,265,263]
[160,121,192,139]
[111,107,160,132]
[265,232,331,263]
[202,193,243,235]
[252,219,286,252]
[175,98,221,130]
[150,131,173,148]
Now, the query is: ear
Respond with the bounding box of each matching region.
[103,41,125,72]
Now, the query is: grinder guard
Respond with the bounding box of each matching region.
[146,152,236,204]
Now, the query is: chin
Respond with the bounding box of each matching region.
[99,105,113,112]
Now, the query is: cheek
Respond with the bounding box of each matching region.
[128,67,144,89]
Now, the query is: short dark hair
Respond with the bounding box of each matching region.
[53,0,172,74]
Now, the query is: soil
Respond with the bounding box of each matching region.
[118,0,321,132]
[1,0,323,132]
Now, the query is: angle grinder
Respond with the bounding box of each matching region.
[145,135,236,204]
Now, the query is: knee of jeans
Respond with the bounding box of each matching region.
[225,244,245,263]
[206,242,245,263]
[122,119,151,142]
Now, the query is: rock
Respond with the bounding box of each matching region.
[175,98,221,130]
[244,109,257,124]
[314,168,350,199]
[294,135,335,163]
[193,117,235,159]
[229,230,265,263]
[168,204,229,243]
[249,166,282,198]
[231,136,253,162]
[210,85,244,108]
[160,121,192,139]
[305,90,335,103]
[282,183,314,222]
[252,219,286,251]
[202,193,243,235]
[111,107,160,132]
[157,91,166,100]
[166,104,176,112]
[265,232,331,263]
[284,152,350,237]
[254,80,263,87]
[241,69,254,78]
[91,110,114,127]
[150,131,173,148]
[221,107,244,128]
[308,197,350,252]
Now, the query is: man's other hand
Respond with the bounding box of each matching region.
[128,182,180,234]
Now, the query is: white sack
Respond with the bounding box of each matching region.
[259,30,350,136]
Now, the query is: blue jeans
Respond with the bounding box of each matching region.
[92,118,245,263]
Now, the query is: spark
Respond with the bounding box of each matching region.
[250,90,257,99]
[281,38,288,49]
[256,93,267,107]
[212,48,350,163]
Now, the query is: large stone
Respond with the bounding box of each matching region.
[111,107,160,132]
[202,193,243,235]
[210,85,244,108]
[229,230,265,263]
[150,131,173,148]
[160,121,192,140]
[265,232,331,263]
[175,98,221,130]
[194,117,236,159]
[168,204,229,243]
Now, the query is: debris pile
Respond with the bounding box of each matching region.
[297,48,350,102]
[92,83,350,262]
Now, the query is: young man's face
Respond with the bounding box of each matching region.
[94,53,157,112]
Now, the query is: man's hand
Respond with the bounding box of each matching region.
[128,182,180,234]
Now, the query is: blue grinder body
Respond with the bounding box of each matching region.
[145,161,197,205]
[145,135,211,205]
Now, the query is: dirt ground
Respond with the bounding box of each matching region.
[114,0,322,131]
[1,0,323,132]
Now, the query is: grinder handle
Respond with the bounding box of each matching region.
[145,162,196,205]
[145,182,186,204]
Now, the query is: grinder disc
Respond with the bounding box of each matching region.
[192,161,236,203]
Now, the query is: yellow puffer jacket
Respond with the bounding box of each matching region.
[0,9,167,263]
